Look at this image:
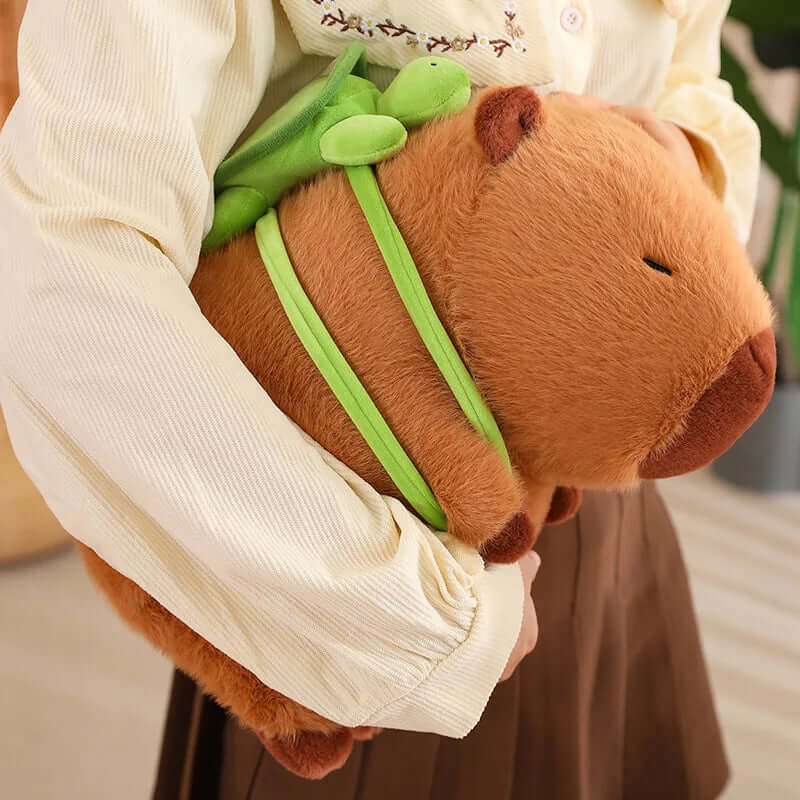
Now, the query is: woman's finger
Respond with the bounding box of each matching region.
[519,550,541,587]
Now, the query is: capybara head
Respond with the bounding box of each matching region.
[379,86,775,490]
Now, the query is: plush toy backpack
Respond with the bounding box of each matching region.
[202,43,471,251]
[80,45,776,779]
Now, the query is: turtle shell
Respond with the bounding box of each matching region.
[213,42,368,192]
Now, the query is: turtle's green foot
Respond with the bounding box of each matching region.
[202,186,269,252]
[319,115,408,167]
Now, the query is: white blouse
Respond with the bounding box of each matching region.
[0,0,757,737]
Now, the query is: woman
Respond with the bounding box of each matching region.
[0,1,756,798]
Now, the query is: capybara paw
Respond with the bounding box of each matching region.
[545,486,582,525]
[259,727,354,780]
[480,511,537,564]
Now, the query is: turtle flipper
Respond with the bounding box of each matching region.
[201,186,269,252]
[319,115,408,167]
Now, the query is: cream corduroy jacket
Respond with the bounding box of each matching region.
[0,0,757,737]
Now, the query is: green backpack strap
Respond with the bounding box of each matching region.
[345,165,511,470]
[253,166,512,532]
[254,210,449,531]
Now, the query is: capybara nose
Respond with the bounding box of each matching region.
[640,328,776,479]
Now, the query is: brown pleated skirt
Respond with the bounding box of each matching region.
[153,482,729,800]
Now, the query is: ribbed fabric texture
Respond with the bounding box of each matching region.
[0,0,758,736]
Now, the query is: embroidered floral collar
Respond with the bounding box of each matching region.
[314,0,527,58]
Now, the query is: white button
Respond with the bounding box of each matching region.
[560,7,584,33]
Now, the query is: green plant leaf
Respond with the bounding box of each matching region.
[721,45,800,189]
[728,0,800,31]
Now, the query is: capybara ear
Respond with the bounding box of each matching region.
[474,86,545,165]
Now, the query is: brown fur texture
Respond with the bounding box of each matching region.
[80,86,774,778]
[258,725,381,780]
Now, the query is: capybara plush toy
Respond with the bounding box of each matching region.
[79,85,775,779]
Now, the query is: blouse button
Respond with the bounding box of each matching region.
[560,7,584,33]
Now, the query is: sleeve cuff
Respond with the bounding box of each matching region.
[661,111,757,245]
[654,73,761,245]
[363,559,524,738]
[671,120,730,205]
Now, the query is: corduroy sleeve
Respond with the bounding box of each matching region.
[0,0,523,736]
[654,0,761,243]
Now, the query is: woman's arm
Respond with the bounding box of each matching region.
[653,0,761,242]
[0,0,522,736]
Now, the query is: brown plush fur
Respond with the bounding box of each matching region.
[258,725,381,780]
[80,86,774,778]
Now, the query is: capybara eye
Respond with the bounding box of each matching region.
[643,258,673,276]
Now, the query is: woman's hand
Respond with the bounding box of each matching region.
[499,550,541,682]
[553,92,701,176]
[609,105,701,177]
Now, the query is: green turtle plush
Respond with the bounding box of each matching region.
[202,43,472,251]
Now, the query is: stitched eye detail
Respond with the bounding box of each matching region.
[643,258,673,276]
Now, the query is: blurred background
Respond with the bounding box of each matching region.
[1,1,799,798]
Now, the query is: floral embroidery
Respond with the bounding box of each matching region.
[312,1,526,58]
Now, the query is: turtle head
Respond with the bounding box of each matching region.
[377,57,471,128]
